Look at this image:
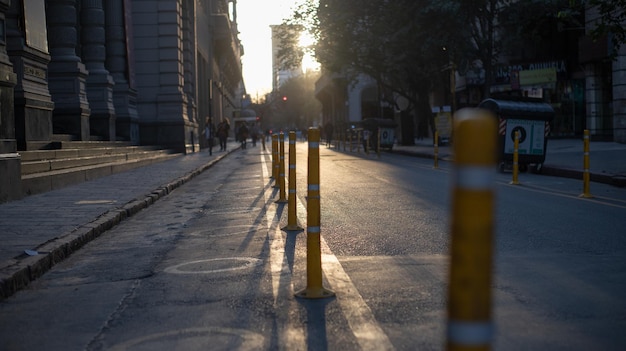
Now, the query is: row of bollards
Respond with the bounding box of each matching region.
[269,117,496,341]
[270,129,335,299]
[267,119,594,346]
[508,128,593,198]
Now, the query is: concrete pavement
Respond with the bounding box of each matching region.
[0,141,243,299]
[1,137,624,300]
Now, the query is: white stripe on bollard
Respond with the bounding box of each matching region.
[455,167,495,190]
[447,321,494,346]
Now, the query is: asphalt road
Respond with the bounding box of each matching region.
[1,142,625,350]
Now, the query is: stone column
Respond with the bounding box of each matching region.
[182,0,198,152]
[133,0,188,152]
[81,0,116,141]
[47,0,91,141]
[6,0,54,150]
[105,0,139,144]
[0,0,20,203]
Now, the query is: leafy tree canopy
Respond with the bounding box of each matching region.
[560,0,626,55]
[279,0,624,112]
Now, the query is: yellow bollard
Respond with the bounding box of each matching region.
[295,127,335,299]
[276,132,288,203]
[510,131,520,185]
[447,108,496,351]
[261,131,266,151]
[434,131,439,169]
[272,134,279,187]
[283,131,303,231]
[377,127,381,159]
[271,134,278,181]
[580,129,593,198]
[349,130,353,152]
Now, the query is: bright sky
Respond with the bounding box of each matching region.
[237,0,317,100]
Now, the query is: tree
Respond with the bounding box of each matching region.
[285,0,472,137]
[276,71,322,129]
[254,71,322,131]
[284,0,598,138]
[591,0,626,53]
[495,0,590,80]
[273,24,304,72]
[559,0,626,56]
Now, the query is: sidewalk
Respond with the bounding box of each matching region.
[394,137,626,186]
[1,137,624,300]
[0,141,243,299]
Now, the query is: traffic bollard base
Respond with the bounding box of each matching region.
[579,193,593,198]
[295,287,335,299]
[274,198,288,204]
[282,224,304,232]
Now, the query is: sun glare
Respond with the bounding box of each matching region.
[299,32,320,72]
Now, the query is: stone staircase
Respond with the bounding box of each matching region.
[20,140,182,197]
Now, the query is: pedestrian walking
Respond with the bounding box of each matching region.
[324,121,334,147]
[238,123,249,149]
[251,122,259,147]
[204,117,215,155]
[217,118,230,151]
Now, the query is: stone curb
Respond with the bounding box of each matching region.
[542,166,626,187]
[0,148,238,300]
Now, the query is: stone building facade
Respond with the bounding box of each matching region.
[0,0,244,202]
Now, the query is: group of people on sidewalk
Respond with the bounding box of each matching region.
[203,117,264,153]
[203,117,231,155]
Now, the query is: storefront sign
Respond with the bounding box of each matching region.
[496,60,566,84]
[519,67,557,86]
